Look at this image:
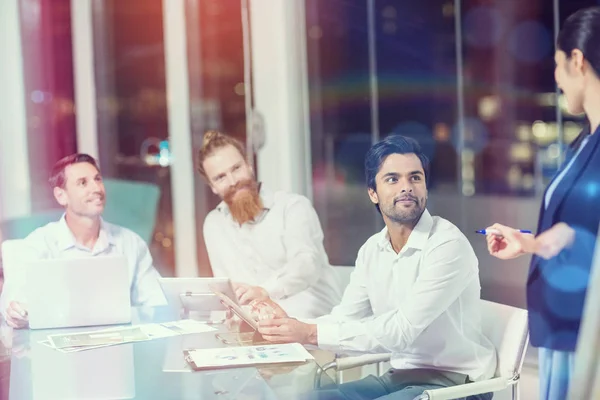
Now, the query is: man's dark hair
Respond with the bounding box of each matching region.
[49,153,100,189]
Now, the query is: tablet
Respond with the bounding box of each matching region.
[158,277,235,315]
[210,288,259,331]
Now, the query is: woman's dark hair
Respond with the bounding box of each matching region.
[557,6,600,149]
[557,6,600,76]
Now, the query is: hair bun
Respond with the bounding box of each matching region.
[202,130,220,148]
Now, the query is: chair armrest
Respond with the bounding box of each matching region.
[422,376,514,400]
[322,353,392,373]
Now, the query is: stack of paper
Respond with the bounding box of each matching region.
[39,320,218,353]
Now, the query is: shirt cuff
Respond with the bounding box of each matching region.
[262,281,286,300]
[316,322,341,352]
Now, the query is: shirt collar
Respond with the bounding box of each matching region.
[56,214,116,251]
[216,182,273,217]
[377,209,433,252]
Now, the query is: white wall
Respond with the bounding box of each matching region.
[71,0,99,160]
[250,0,312,199]
[162,0,198,277]
[0,0,31,220]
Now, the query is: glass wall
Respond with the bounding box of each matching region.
[92,0,174,273]
[90,0,247,276]
[5,0,248,276]
[307,0,594,307]
[6,0,598,297]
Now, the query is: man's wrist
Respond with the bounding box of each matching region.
[307,323,318,345]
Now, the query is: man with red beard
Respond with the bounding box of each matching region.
[198,131,341,319]
[0,154,166,328]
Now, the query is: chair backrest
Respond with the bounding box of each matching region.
[480,299,529,378]
[102,178,161,244]
[0,210,63,240]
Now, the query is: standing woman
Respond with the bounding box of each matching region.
[485,6,600,400]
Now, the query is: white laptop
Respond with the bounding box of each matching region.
[24,255,131,329]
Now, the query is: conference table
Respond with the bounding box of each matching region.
[0,307,335,400]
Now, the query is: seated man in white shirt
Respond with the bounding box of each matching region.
[256,135,496,400]
[197,131,341,319]
[1,154,166,328]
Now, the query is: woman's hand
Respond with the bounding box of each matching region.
[486,223,536,260]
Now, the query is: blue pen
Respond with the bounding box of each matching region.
[475,229,532,236]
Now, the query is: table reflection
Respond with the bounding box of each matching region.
[0,307,333,400]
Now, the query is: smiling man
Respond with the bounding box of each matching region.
[197,131,341,319]
[256,135,496,400]
[0,154,166,328]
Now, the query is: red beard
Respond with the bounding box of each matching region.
[223,180,263,225]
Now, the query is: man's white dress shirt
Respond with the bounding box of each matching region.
[0,216,166,318]
[315,209,497,382]
[203,187,342,319]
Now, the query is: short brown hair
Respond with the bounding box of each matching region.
[197,130,247,179]
[49,153,100,189]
